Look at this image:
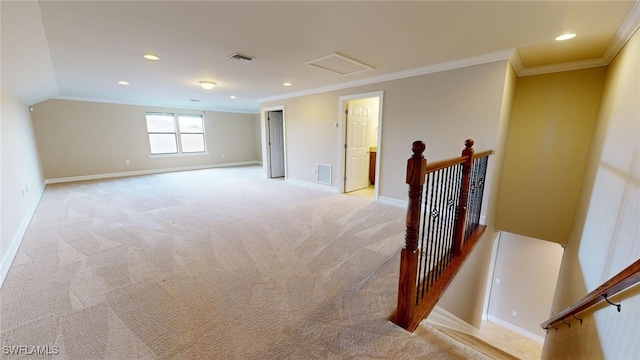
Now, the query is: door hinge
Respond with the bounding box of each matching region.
[344,143,347,149]
[345,109,348,115]
[343,176,347,181]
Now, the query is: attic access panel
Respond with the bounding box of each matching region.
[305,53,373,76]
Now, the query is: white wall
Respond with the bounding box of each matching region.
[0,89,45,286]
[31,99,261,180]
[542,29,640,360]
[487,232,563,340]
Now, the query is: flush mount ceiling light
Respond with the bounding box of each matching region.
[283,82,292,87]
[118,81,130,85]
[305,52,373,76]
[555,33,576,41]
[199,81,216,90]
[230,96,237,99]
[144,54,160,61]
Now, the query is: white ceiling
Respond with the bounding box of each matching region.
[2,1,639,113]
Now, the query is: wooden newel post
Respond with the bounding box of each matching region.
[395,140,427,329]
[453,139,474,256]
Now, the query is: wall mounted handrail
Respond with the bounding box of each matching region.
[541,258,640,330]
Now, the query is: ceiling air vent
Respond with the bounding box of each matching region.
[228,53,255,62]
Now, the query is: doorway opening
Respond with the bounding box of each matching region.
[338,91,383,200]
[263,107,286,179]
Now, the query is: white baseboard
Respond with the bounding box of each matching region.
[487,315,545,343]
[44,161,261,184]
[0,182,46,289]
[285,178,338,193]
[425,306,480,337]
[377,196,407,208]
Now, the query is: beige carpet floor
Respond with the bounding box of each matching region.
[0,165,491,359]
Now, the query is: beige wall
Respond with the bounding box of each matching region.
[262,61,510,201]
[253,113,262,161]
[542,30,640,359]
[262,60,512,327]
[31,100,260,180]
[487,232,563,338]
[438,62,517,328]
[0,89,44,285]
[496,68,607,244]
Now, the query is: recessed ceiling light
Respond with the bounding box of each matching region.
[555,33,576,41]
[283,82,292,87]
[144,54,160,61]
[199,81,216,90]
[230,96,237,99]
[118,81,130,85]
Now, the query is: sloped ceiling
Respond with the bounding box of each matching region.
[2,1,639,113]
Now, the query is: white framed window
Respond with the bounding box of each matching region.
[145,113,206,155]
[178,114,205,153]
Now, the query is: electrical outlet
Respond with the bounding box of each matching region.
[312,168,316,174]
[125,160,130,165]
[222,154,226,158]
[512,310,518,317]
[495,278,501,284]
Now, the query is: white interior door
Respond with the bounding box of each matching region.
[345,102,370,192]
[268,111,285,178]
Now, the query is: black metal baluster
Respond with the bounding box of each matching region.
[436,168,447,278]
[444,165,456,265]
[417,173,430,300]
[428,170,441,287]
[425,172,438,293]
[436,169,445,278]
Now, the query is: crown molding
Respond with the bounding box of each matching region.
[603,0,640,62]
[509,48,524,75]
[514,0,640,77]
[516,57,608,77]
[52,96,259,114]
[259,49,515,104]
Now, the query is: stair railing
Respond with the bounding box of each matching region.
[540,258,639,332]
[391,139,493,332]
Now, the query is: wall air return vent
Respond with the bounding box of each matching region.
[317,164,332,185]
[227,53,255,62]
[305,52,373,76]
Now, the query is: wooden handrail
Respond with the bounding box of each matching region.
[473,150,494,160]
[425,149,494,173]
[541,258,640,329]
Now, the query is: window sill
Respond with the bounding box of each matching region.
[148,152,209,158]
